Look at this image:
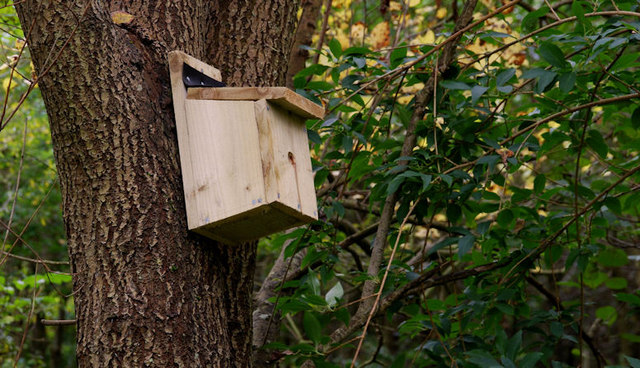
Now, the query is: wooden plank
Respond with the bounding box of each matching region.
[187,87,325,119]
[183,100,265,229]
[168,51,224,229]
[264,101,319,220]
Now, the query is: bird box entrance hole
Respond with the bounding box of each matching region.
[168,51,323,244]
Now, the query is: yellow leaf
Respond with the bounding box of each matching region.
[369,21,390,50]
[416,29,435,45]
[350,22,366,43]
[436,7,447,19]
[335,32,350,50]
[111,11,134,25]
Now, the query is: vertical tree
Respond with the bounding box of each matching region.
[15,1,298,366]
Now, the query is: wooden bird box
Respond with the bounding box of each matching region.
[168,51,323,244]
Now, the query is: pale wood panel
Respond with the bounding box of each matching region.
[264,101,318,220]
[187,87,325,119]
[169,51,318,241]
[168,51,224,229]
[184,100,265,228]
[254,100,279,205]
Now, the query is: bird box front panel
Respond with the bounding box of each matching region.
[183,99,265,229]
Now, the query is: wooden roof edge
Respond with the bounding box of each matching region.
[187,87,325,119]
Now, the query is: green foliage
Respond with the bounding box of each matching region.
[3,0,640,366]
[270,0,640,366]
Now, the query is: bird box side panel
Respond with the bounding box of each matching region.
[168,53,223,225]
[263,101,318,220]
[183,99,266,229]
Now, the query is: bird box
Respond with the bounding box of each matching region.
[168,51,323,244]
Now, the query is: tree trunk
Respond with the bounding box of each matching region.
[15,1,298,366]
[286,0,323,88]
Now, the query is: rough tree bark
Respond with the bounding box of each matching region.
[15,1,298,366]
[286,0,323,88]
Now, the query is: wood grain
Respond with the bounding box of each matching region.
[187,86,325,119]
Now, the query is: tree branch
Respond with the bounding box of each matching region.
[329,0,480,346]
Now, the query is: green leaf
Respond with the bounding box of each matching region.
[458,235,475,259]
[343,46,372,56]
[558,72,576,93]
[534,174,546,194]
[586,130,608,158]
[604,197,621,214]
[325,282,344,306]
[572,0,586,24]
[303,312,323,343]
[296,64,330,79]
[329,38,342,58]
[505,330,522,360]
[605,277,627,290]
[471,85,489,104]
[550,321,563,337]
[597,247,629,267]
[47,273,72,285]
[519,352,544,368]
[390,45,408,68]
[596,306,617,326]
[539,42,568,68]
[496,68,516,86]
[535,70,557,93]
[522,7,550,32]
[420,174,432,191]
[440,174,453,186]
[632,106,640,129]
[447,204,462,223]
[467,350,502,368]
[622,334,640,343]
[441,80,471,90]
[617,292,640,306]
[497,209,514,228]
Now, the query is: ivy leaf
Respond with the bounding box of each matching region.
[539,42,569,69]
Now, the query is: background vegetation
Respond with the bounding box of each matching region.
[1,0,640,366]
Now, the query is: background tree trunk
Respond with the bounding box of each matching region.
[15,1,298,366]
[286,0,323,88]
